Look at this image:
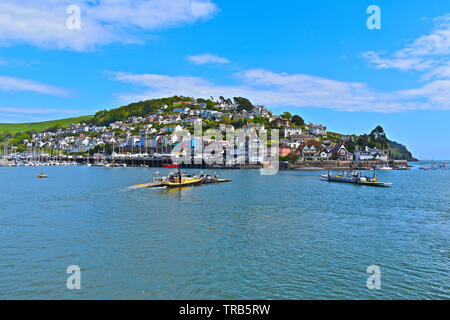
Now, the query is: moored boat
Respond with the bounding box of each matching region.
[376,165,392,170]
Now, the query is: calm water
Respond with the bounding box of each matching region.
[0,163,448,299]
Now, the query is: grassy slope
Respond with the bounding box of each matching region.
[0,116,93,134]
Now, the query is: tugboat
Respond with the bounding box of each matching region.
[320,171,392,187]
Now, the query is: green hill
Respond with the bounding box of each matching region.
[0,116,93,134]
[388,140,417,161]
[341,126,417,161]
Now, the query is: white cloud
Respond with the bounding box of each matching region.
[421,61,450,80]
[187,53,230,65]
[359,13,450,111]
[362,51,432,72]
[363,14,450,76]
[397,80,450,107]
[0,75,71,97]
[0,0,218,51]
[108,69,449,113]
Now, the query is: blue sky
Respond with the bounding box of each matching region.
[0,0,449,159]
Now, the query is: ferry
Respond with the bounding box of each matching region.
[130,165,231,189]
[320,171,392,187]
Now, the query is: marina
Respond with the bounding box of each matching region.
[419,161,447,170]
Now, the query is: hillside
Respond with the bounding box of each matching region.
[388,140,417,161]
[90,96,201,126]
[0,116,93,134]
[340,126,417,161]
[0,96,417,161]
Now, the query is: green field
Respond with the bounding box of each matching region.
[0,116,93,134]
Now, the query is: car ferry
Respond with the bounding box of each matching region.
[130,165,231,189]
[320,171,392,187]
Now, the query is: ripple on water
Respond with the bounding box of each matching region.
[0,166,449,299]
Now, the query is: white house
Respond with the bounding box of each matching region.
[284,127,302,137]
[354,146,388,161]
[302,145,317,160]
[306,123,327,136]
[317,150,330,160]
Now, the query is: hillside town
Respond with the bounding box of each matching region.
[1,96,404,168]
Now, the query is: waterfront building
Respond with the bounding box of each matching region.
[354,146,388,161]
[302,144,317,160]
[327,144,352,161]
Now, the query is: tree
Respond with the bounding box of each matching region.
[370,125,388,148]
[370,125,384,139]
[233,97,254,113]
[344,140,356,153]
[357,134,369,147]
[291,115,304,126]
[206,100,216,109]
[282,112,292,120]
[89,143,113,156]
[221,116,232,125]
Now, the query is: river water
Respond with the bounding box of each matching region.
[0,163,448,299]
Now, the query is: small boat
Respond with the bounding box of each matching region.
[320,171,391,187]
[37,173,48,178]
